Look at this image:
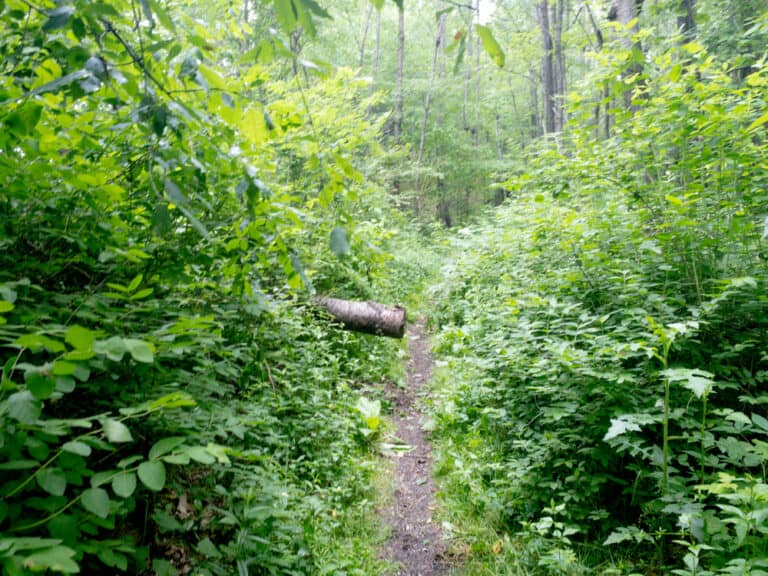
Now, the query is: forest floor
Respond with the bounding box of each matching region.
[381,318,450,575]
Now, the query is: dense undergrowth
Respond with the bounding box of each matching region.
[0,1,431,574]
[428,41,768,575]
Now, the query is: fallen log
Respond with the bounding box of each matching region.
[315,297,407,338]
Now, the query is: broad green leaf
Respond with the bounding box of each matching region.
[42,6,75,31]
[15,334,65,353]
[205,443,231,464]
[195,537,222,558]
[26,370,55,400]
[102,418,133,443]
[148,392,197,410]
[299,0,331,18]
[52,361,77,376]
[163,179,209,239]
[138,460,166,491]
[663,368,714,399]
[112,472,137,498]
[62,441,92,456]
[274,0,298,34]
[475,24,505,68]
[37,468,67,496]
[369,0,385,9]
[149,436,187,460]
[752,413,768,434]
[4,102,43,136]
[22,545,79,574]
[95,336,126,361]
[748,109,768,132]
[0,300,14,313]
[30,70,89,96]
[603,417,642,441]
[123,338,155,364]
[7,391,42,424]
[329,227,351,257]
[149,0,176,31]
[184,445,216,464]
[81,487,110,518]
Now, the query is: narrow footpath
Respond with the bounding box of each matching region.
[383,318,448,576]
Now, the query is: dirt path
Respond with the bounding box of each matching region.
[382,318,447,576]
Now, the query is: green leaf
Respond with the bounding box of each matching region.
[163,179,209,239]
[31,70,90,96]
[37,468,67,496]
[0,300,14,313]
[138,460,166,491]
[603,417,642,441]
[95,336,126,361]
[274,0,298,34]
[148,0,176,32]
[15,334,65,353]
[102,418,133,443]
[26,370,55,400]
[369,0,385,9]
[748,109,768,132]
[62,441,92,457]
[4,102,43,136]
[329,227,351,257]
[149,436,187,460]
[663,368,714,399]
[123,338,155,364]
[7,391,42,424]
[299,0,331,19]
[195,537,222,559]
[184,445,215,464]
[148,392,196,410]
[52,361,77,376]
[475,24,505,68]
[81,487,110,518]
[22,545,79,574]
[112,472,137,498]
[42,6,75,31]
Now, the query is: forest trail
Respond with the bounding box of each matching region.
[382,318,448,576]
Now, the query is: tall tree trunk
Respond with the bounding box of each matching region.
[394,3,405,144]
[473,0,481,147]
[608,0,642,110]
[537,1,556,134]
[416,14,447,173]
[678,0,696,38]
[528,71,541,138]
[463,15,473,131]
[359,4,373,69]
[552,0,566,132]
[372,8,381,91]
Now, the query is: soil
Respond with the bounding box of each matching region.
[382,318,448,576]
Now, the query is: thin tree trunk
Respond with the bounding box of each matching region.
[528,71,541,138]
[552,0,566,132]
[537,1,556,134]
[394,3,405,144]
[678,0,696,38]
[359,4,373,69]
[463,16,473,131]
[608,0,642,110]
[473,0,481,147]
[416,14,447,173]
[372,8,381,91]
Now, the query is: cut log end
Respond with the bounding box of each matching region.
[315,297,407,339]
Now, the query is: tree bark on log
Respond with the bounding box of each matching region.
[315,297,407,338]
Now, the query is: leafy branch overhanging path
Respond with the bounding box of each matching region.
[383,318,448,575]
